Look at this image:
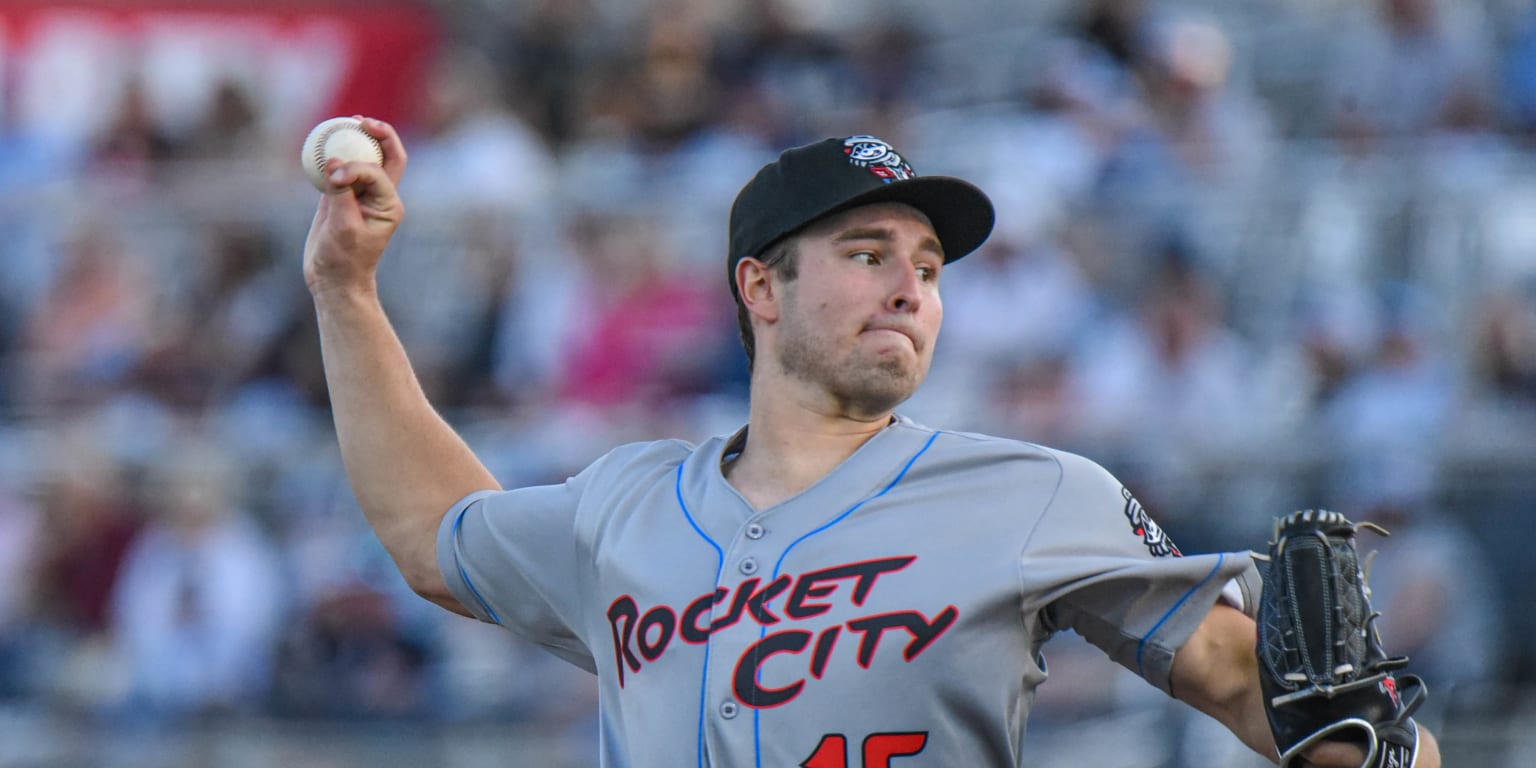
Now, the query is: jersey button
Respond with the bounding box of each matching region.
[739,557,759,575]
[720,700,739,719]
[745,523,765,540]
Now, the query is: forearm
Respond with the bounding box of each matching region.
[312,281,499,605]
[1172,603,1277,760]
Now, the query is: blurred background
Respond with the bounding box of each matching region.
[0,0,1530,765]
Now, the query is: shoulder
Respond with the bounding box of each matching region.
[910,421,1108,479]
[582,438,699,482]
[905,421,1131,509]
[891,419,1124,498]
[593,437,696,465]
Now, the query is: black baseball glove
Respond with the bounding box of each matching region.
[1256,510,1428,768]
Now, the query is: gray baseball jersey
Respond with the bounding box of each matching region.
[437,415,1261,767]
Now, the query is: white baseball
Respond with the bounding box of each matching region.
[301,116,384,191]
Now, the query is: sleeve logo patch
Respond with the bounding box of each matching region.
[1122,487,1181,557]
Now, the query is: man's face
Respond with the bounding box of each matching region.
[767,202,945,418]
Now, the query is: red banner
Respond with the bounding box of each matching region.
[0,0,441,145]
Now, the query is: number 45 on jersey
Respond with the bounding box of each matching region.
[801,732,927,768]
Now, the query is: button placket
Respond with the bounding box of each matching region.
[705,519,774,731]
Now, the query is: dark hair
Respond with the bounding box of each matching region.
[734,237,800,372]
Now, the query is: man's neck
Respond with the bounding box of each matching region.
[724,383,893,511]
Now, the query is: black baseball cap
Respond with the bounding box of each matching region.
[727,135,995,296]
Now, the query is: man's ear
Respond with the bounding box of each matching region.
[736,257,780,324]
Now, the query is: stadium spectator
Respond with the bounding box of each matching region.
[20,436,139,709]
[108,443,285,718]
[18,227,157,411]
[1324,0,1493,150]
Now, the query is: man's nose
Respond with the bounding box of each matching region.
[887,265,923,313]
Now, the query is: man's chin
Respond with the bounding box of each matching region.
[837,365,922,417]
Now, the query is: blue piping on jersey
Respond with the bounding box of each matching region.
[768,431,940,580]
[1135,552,1225,679]
[451,507,502,625]
[676,464,725,768]
[752,429,941,768]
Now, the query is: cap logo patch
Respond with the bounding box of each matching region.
[843,135,915,182]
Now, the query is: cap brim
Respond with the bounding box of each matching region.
[817,176,995,263]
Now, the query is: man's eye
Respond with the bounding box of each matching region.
[917,266,938,282]
[851,251,878,265]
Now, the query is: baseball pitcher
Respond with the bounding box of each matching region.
[303,119,1440,767]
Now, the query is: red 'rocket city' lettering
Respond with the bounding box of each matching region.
[607,555,957,706]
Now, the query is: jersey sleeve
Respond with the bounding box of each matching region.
[1027,450,1261,695]
[436,470,597,672]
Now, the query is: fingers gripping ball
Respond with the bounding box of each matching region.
[301,117,384,191]
[1257,510,1428,768]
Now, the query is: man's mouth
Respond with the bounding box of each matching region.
[864,325,919,350]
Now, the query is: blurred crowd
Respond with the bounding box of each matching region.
[0,0,1534,762]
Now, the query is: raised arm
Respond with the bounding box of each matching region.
[1171,602,1441,767]
[302,117,498,615]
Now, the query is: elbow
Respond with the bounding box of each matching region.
[383,526,472,617]
[420,586,475,619]
[403,563,475,618]
[394,543,449,604]
[366,497,482,619]
[401,561,448,603]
